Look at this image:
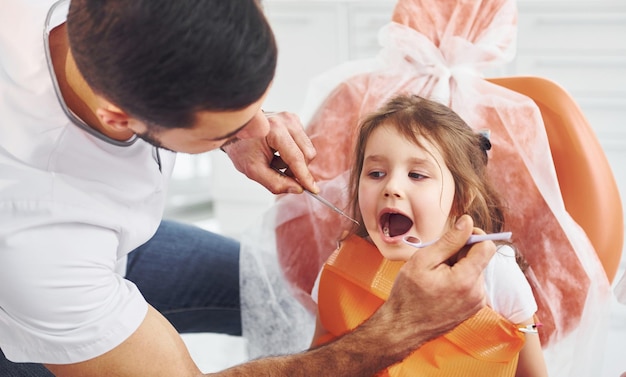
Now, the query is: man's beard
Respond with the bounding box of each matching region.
[135,130,176,153]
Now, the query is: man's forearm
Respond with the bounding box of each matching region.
[209,307,429,377]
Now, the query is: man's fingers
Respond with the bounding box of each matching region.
[266,113,318,193]
[224,111,318,195]
[452,235,496,280]
[410,215,475,269]
[267,112,316,162]
[384,215,493,346]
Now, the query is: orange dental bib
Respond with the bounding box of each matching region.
[315,235,525,376]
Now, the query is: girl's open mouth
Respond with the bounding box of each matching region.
[380,212,413,238]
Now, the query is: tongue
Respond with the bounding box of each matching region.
[385,213,413,237]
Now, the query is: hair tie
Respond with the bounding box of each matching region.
[477,129,492,152]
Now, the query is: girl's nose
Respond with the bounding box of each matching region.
[383,178,403,198]
[384,190,402,198]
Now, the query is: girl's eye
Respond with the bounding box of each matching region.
[409,172,426,180]
[368,171,385,179]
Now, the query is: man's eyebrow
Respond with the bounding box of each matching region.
[207,118,253,141]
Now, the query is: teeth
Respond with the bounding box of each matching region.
[383,226,390,237]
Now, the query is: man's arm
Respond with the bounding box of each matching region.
[46,215,493,377]
[45,305,202,377]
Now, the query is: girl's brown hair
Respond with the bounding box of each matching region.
[348,94,506,244]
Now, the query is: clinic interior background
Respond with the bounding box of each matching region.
[165,1,626,375]
[165,0,626,250]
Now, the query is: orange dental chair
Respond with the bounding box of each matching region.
[488,76,624,282]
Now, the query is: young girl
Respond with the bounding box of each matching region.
[311,94,548,377]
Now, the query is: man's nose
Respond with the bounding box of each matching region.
[235,111,270,140]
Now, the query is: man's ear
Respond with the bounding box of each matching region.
[95,104,131,132]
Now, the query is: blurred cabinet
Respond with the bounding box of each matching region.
[261,1,396,113]
[510,2,626,195]
[513,3,626,134]
[210,0,626,238]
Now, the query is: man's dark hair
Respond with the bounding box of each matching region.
[67,0,277,129]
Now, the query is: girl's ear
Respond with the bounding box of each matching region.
[467,187,478,207]
[453,187,478,219]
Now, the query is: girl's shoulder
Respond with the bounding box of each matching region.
[495,243,516,258]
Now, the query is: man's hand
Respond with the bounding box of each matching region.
[369,215,496,359]
[221,111,318,194]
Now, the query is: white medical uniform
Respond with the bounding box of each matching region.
[0,0,176,363]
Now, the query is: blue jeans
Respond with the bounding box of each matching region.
[0,219,241,376]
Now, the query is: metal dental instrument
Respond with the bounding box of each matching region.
[403,231,512,248]
[302,189,360,226]
[270,152,360,226]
